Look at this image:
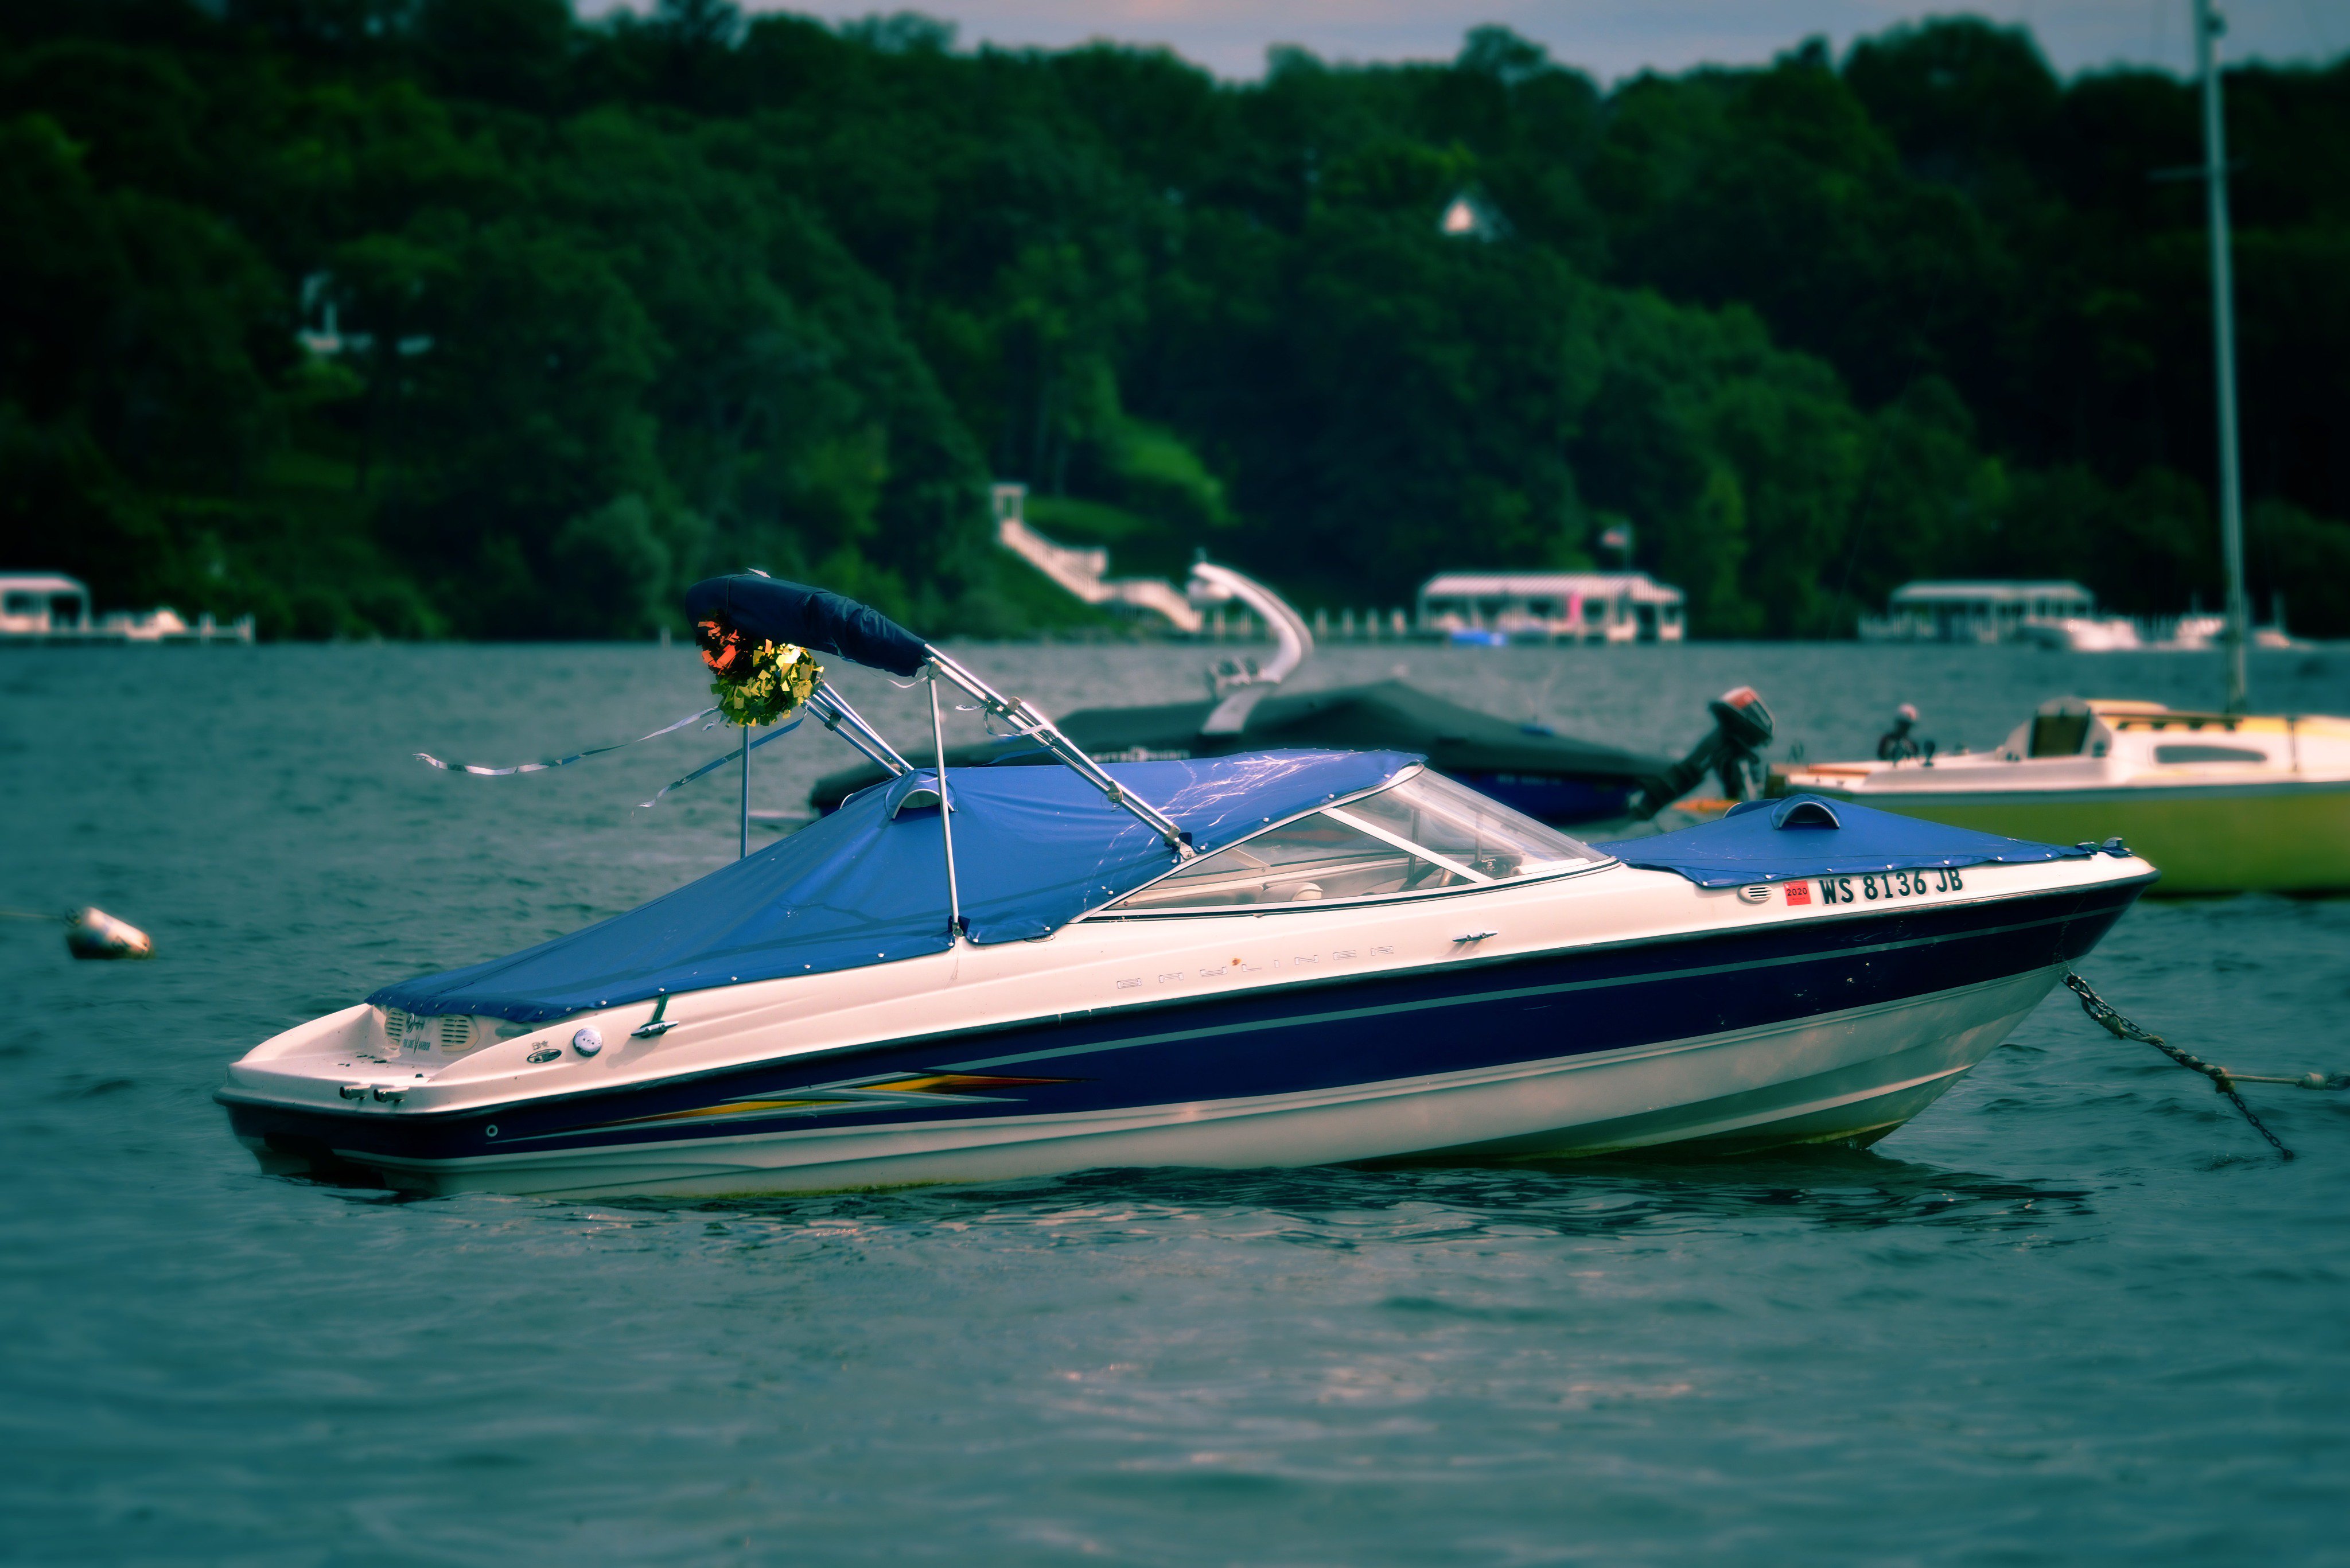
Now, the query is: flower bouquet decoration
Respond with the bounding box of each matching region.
[696,617,823,726]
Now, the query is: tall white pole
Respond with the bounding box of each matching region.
[929,672,961,939]
[2195,0,2250,713]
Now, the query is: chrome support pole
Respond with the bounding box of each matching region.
[806,686,915,777]
[929,673,962,939]
[922,648,1192,857]
[737,721,750,859]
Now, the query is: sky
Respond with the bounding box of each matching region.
[590,0,2349,82]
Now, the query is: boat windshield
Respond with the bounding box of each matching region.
[1339,771,1603,880]
[1105,770,1605,913]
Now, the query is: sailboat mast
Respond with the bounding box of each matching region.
[2193,0,2250,712]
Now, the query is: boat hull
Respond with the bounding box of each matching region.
[221,881,2140,1198]
[1794,780,2350,895]
[234,971,2053,1197]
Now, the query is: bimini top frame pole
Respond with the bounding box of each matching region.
[805,684,914,779]
[927,671,962,937]
[682,571,1189,858]
[923,647,1193,859]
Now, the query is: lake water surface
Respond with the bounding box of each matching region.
[3,640,2347,1565]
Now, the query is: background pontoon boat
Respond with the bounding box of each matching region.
[219,577,2154,1198]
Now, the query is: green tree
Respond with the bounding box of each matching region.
[1,3,2345,638]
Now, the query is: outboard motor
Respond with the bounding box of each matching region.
[1633,687,1775,819]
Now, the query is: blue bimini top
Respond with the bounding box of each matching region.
[371,750,1415,1025]
[1592,793,2096,890]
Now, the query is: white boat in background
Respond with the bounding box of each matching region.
[1859,583,2310,654]
[2161,614,2227,651]
[2149,614,2301,652]
[2021,616,2143,652]
[1799,17,2339,894]
[1,573,254,644]
[219,575,2150,1198]
[1775,697,2350,894]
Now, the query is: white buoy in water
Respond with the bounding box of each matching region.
[65,907,154,960]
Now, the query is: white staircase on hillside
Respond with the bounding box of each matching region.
[992,484,1203,633]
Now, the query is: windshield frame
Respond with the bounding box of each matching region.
[1077,762,1618,921]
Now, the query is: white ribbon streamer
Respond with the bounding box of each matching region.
[637,715,806,808]
[417,706,721,776]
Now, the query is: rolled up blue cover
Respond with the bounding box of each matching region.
[1593,793,2098,888]
[684,574,929,677]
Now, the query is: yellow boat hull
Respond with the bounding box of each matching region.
[1788,781,2350,896]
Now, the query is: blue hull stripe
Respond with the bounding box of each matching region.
[220,881,2142,1167]
[948,904,2098,1075]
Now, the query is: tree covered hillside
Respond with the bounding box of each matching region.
[2,1,2345,637]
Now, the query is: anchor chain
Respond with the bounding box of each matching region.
[2063,971,2347,1162]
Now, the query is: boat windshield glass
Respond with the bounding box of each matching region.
[1338,771,1604,880]
[1104,771,1604,913]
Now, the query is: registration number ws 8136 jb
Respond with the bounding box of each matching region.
[1807,867,1964,905]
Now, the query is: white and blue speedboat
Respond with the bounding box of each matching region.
[219,577,2154,1197]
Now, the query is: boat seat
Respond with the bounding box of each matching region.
[2029,713,2090,757]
